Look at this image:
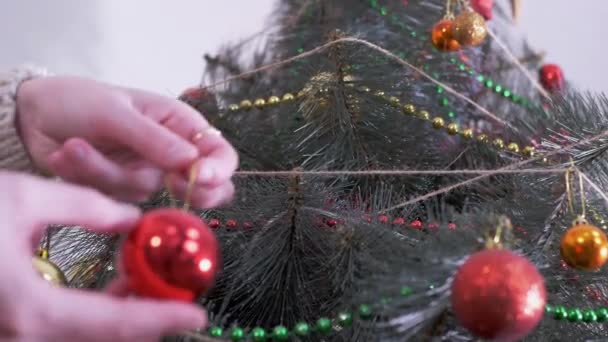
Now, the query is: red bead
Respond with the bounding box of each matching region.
[451,249,545,341]
[539,64,565,92]
[325,219,338,227]
[392,217,405,225]
[378,215,389,223]
[226,219,238,229]
[208,218,220,229]
[362,214,372,223]
[410,220,423,229]
[121,208,220,302]
[447,222,457,230]
[427,222,439,229]
[471,0,493,20]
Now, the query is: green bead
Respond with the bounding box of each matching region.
[553,306,567,320]
[380,297,391,305]
[410,31,417,38]
[476,74,485,82]
[520,98,528,106]
[272,326,289,341]
[230,327,244,341]
[296,48,304,54]
[449,57,457,64]
[596,308,608,322]
[358,304,373,319]
[448,111,455,118]
[494,85,503,93]
[458,63,466,71]
[468,69,474,75]
[400,286,413,296]
[432,72,440,79]
[337,311,353,327]
[380,7,387,15]
[251,327,266,342]
[583,310,597,323]
[369,0,378,8]
[428,284,435,290]
[567,308,583,322]
[484,79,494,88]
[294,322,310,336]
[503,89,511,98]
[545,305,554,314]
[439,97,449,106]
[511,95,520,103]
[209,326,223,337]
[437,86,444,94]
[316,317,332,334]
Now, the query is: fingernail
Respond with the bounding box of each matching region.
[198,165,216,183]
[71,144,87,160]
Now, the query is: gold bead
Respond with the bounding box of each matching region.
[447,123,459,135]
[432,117,445,129]
[268,96,280,105]
[297,90,306,98]
[507,142,520,153]
[254,98,266,108]
[403,104,416,115]
[477,134,488,142]
[542,157,549,164]
[33,256,67,287]
[240,100,253,110]
[374,90,385,97]
[282,93,295,101]
[228,104,240,112]
[418,110,430,120]
[359,86,371,92]
[343,74,356,83]
[493,138,505,149]
[462,128,474,139]
[388,96,400,105]
[523,146,535,157]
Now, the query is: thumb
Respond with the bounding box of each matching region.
[47,288,206,341]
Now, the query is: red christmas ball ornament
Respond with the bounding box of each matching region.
[471,0,493,20]
[431,19,461,52]
[539,64,565,92]
[378,214,389,223]
[451,249,546,341]
[121,208,220,302]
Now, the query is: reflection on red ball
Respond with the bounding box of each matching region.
[121,208,220,302]
[451,249,546,341]
[539,64,564,92]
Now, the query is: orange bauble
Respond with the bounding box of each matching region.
[431,19,461,52]
[560,223,608,271]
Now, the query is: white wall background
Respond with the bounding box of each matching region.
[0,0,606,95]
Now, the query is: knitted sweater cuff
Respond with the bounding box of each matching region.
[0,65,48,172]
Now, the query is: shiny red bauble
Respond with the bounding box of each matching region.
[539,64,565,92]
[121,208,220,302]
[451,249,546,341]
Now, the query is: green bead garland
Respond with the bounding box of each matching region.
[316,317,332,334]
[294,322,310,336]
[567,309,583,322]
[209,326,223,337]
[251,327,266,342]
[358,304,373,319]
[230,327,244,341]
[273,326,289,341]
[337,312,353,327]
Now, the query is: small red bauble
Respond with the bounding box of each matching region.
[471,0,493,20]
[226,219,238,229]
[539,64,565,92]
[121,208,220,302]
[431,19,461,52]
[451,249,546,341]
[410,219,423,229]
[378,215,389,223]
[208,218,221,229]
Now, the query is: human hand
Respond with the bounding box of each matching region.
[0,172,206,341]
[16,76,238,208]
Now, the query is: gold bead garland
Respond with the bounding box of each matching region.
[216,83,538,159]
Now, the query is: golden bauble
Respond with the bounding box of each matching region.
[560,223,608,271]
[432,117,445,129]
[267,96,280,105]
[452,11,488,46]
[32,256,67,287]
[447,123,459,135]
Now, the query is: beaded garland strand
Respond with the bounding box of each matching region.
[366,0,541,113]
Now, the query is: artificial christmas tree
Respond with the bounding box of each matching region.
[43,0,608,341]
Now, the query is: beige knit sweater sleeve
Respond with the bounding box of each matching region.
[0,66,47,172]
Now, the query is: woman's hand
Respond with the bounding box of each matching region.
[16,76,238,208]
[0,172,206,341]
